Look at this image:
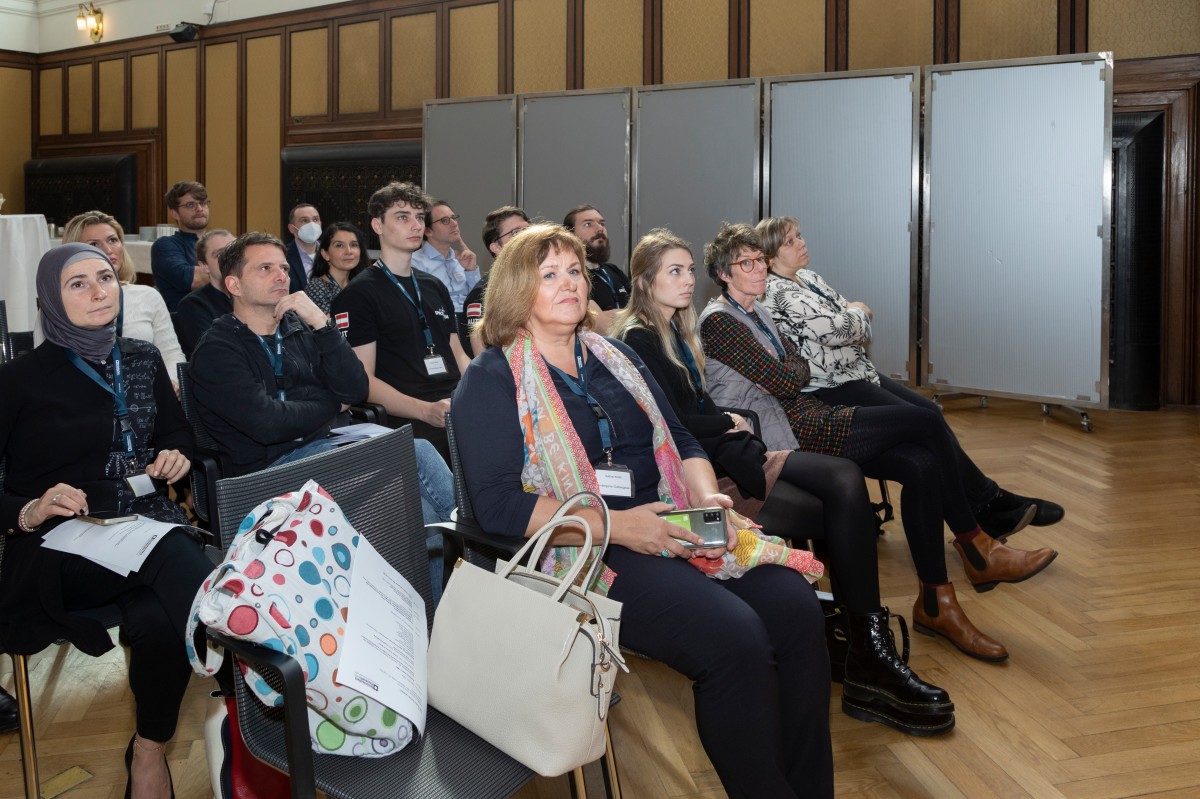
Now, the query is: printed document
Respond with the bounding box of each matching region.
[41,516,183,575]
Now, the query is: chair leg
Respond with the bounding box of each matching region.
[11,653,40,799]
[571,765,588,799]
[601,721,621,799]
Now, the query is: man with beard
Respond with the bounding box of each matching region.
[152,180,212,311]
[563,204,630,334]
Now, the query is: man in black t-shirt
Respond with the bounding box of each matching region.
[563,204,631,334]
[331,182,470,460]
[461,205,532,356]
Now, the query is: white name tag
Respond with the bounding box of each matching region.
[595,464,634,498]
[424,355,448,376]
[126,473,157,498]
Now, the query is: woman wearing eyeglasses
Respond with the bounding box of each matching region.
[698,223,1056,664]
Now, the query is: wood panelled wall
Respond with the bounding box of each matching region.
[9,0,1200,401]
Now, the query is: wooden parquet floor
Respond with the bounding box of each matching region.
[1,399,1197,798]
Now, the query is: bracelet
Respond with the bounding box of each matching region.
[17,499,39,533]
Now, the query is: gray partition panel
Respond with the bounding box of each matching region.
[633,81,761,304]
[766,69,919,382]
[423,97,517,255]
[519,90,631,270]
[924,55,1112,406]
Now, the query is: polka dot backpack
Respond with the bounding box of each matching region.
[186,479,418,757]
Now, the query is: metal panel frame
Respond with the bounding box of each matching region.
[763,66,921,382]
[631,78,762,302]
[422,94,518,241]
[516,87,633,266]
[921,52,1113,407]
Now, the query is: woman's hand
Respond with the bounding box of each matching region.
[148,449,191,484]
[610,501,708,559]
[694,493,736,559]
[27,483,89,528]
[724,412,752,433]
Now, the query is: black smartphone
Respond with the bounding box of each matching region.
[658,507,728,549]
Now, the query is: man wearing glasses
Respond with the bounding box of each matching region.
[412,199,480,330]
[563,204,630,334]
[460,205,531,356]
[152,180,212,311]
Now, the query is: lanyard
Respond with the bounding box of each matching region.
[591,264,618,299]
[66,343,137,462]
[670,320,706,412]
[547,337,615,459]
[255,328,285,400]
[800,276,838,305]
[377,261,435,352]
[723,292,785,358]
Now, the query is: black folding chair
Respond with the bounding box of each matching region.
[207,426,532,799]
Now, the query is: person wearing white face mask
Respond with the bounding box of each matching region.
[284,203,323,292]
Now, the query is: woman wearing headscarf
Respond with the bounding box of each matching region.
[0,243,212,799]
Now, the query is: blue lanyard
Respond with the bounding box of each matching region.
[722,292,785,358]
[66,343,137,462]
[547,338,614,456]
[255,328,285,400]
[377,261,435,352]
[591,264,618,299]
[670,320,706,412]
[798,275,838,305]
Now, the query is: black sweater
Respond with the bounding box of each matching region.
[189,312,369,474]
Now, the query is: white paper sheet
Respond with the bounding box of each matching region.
[40,516,184,575]
[337,535,429,732]
[328,422,393,445]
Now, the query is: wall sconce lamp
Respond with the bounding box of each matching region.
[75,3,104,43]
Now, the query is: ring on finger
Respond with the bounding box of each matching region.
[51,494,60,505]
[659,549,670,558]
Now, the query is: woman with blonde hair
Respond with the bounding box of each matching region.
[63,211,186,388]
[453,223,834,797]
[612,229,953,735]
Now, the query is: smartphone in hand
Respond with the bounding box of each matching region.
[658,507,727,549]
[79,512,138,526]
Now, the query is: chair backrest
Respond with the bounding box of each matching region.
[443,410,477,524]
[177,362,222,453]
[214,425,433,627]
[8,331,34,360]
[0,300,10,363]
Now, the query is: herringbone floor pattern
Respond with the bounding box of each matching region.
[2,399,1197,798]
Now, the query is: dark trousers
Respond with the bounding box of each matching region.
[605,546,834,799]
[60,531,212,742]
[814,376,997,509]
[760,451,882,613]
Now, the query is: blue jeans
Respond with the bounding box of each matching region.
[414,439,454,603]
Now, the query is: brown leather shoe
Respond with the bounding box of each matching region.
[954,533,1057,593]
[912,582,1008,662]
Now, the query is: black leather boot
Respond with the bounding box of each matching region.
[841,609,955,736]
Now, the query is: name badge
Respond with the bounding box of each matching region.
[424,355,448,376]
[126,473,157,497]
[595,464,634,498]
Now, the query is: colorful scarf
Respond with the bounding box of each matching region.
[505,329,824,585]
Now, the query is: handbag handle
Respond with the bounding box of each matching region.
[498,492,609,603]
[524,491,611,592]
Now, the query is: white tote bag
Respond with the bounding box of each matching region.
[427,491,627,776]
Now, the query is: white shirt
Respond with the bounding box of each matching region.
[410,241,479,313]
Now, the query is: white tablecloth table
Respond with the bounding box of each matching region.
[0,214,50,333]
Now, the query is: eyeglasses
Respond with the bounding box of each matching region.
[179,200,209,211]
[433,213,461,226]
[496,225,530,244]
[732,256,767,273]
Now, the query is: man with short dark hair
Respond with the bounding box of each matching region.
[563,204,630,334]
[332,182,470,461]
[461,205,531,356]
[151,180,212,311]
[189,231,369,475]
[284,202,322,293]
